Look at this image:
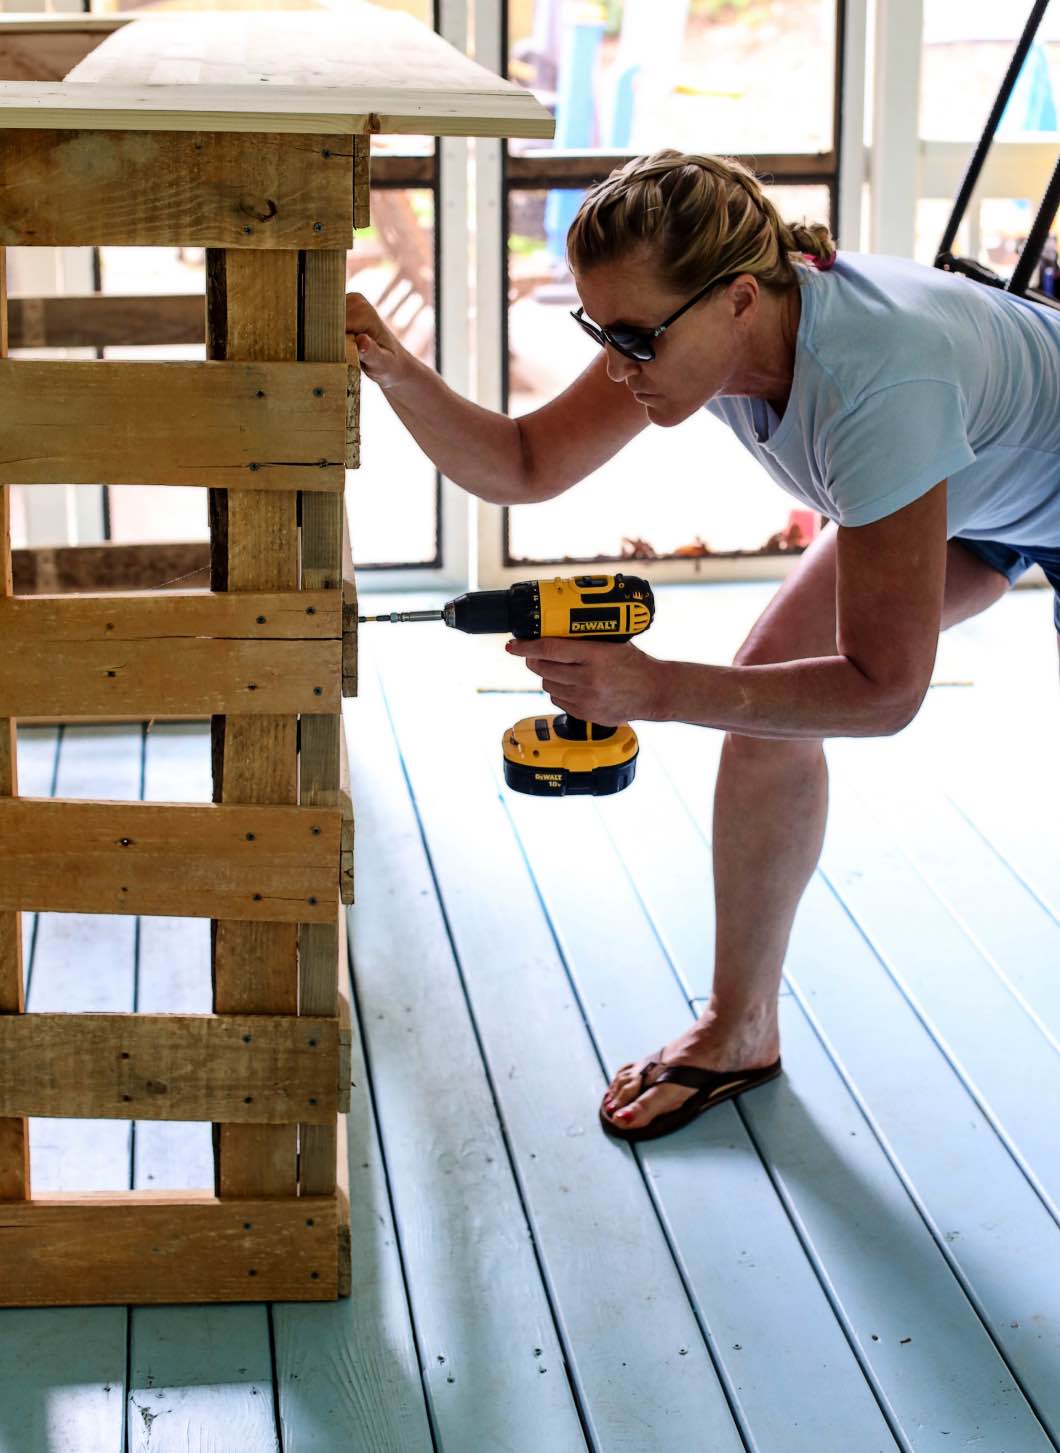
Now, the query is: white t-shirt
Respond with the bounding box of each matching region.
[705,250,1060,546]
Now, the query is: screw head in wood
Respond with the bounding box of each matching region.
[313,222,323,232]
[313,387,324,398]
[242,1034,252,1043]
[245,832,255,841]
[255,615,266,624]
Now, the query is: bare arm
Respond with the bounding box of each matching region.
[347,293,649,506]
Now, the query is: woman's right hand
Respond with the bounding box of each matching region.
[345,291,411,390]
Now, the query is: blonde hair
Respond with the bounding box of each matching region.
[565,149,835,296]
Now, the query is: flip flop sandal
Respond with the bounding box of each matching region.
[599,1054,783,1143]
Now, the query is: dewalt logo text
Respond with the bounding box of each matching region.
[571,620,618,633]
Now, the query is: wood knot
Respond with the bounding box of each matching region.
[237,195,278,224]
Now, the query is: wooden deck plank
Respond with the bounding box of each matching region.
[343,671,590,1450]
[129,722,278,1451]
[365,621,751,1453]
[829,728,1060,1049]
[613,716,1060,1440]
[0,725,139,1445]
[469,701,900,1451]
[812,779,1060,1218]
[273,904,434,1453]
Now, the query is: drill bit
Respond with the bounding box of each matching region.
[357,610,445,624]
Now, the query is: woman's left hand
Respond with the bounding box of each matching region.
[505,638,670,724]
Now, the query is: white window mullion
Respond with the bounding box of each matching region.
[869,0,924,257]
[838,0,870,251]
[359,0,471,594]
[472,0,506,590]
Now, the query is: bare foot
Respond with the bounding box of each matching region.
[601,1008,780,1133]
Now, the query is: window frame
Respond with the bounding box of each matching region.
[474,0,860,588]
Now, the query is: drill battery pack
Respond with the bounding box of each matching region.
[502,711,639,797]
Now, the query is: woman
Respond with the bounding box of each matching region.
[346,150,1060,1144]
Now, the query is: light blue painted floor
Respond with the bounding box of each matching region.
[1,580,1058,1453]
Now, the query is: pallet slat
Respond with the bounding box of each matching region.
[0,588,340,640]
[211,247,302,1198]
[0,587,342,717]
[0,243,28,1203]
[0,1193,339,1306]
[0,797,341,921]
[0,129,353,249]
[0,359,347,490]
[0,1010,344,1123]
[1,638,339,718]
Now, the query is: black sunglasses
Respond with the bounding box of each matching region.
[570,273,739,362]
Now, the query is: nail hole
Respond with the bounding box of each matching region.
[255,615,266,624]
[242,1034,252,1044]
[256,389,265,398]
[244,1222,253,1230]
[245,832,256,841]
[305,1218,315,1227]
[305,606,316,615]
[244,1096,253,1104]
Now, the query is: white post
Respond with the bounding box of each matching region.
[472,0,506,589]
[838,0,869,251]
[869,0,924,257]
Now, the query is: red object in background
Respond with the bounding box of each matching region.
[788,509,820,545]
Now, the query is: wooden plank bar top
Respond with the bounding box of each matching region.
[0,8,554,137]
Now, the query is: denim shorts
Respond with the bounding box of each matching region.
[956,536,1060,631]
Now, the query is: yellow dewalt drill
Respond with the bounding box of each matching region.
[359,573,655,796]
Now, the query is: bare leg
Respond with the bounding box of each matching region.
[603,531,1013,1132]
[706,733,827,1052]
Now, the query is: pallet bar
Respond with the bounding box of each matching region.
[0,129,354,249]
[0,1005,351,1123]
[0,1192,341,1306]
[0,359,348,489]
[0,797,341,920]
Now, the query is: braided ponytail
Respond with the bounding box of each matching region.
[566,149,836,292]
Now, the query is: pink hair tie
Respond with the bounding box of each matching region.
[804,250,836,271]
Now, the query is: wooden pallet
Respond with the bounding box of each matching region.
[0,130,367,1309]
